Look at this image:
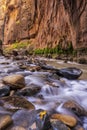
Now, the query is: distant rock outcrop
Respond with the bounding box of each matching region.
[0,0,87,49]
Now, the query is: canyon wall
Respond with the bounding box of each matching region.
[0,0,87,49]
[0,0,6,41]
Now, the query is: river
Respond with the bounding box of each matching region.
[0,56,87,129]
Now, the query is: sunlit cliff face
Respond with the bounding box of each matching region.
[0,0,6,41]
[0,0,87,49]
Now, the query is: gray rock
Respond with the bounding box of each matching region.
[50,119,69,130]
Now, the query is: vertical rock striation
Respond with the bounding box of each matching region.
[0,0,87,49]
[0,0,6,42]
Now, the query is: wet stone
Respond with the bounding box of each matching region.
[63,100,87,116]
[74,125,85,130]
[0,114,13,130]
[51,113,77,127]
[0,96,35,111]
[2,74,25,89]
[0,84,10,97]
[36,109,51,130]
[50,119,70,130]
[12,110,37,129]
[56,67,82,79]
[16,84,41,96]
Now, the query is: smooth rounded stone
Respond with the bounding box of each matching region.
[63,100,87,116]
[2,74,25,89]
[51,113,77,127]
[0,84,10,97]
[56,67,82,79]
[8,126,26,130]
[0,96,35,111]
[16,84,41,96]
[0,115,13,130]
[50,119,70,130]
[12,110,37,128]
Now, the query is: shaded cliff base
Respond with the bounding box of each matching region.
[3,40,87,65]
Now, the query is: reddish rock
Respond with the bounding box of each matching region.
[0,0,87,49]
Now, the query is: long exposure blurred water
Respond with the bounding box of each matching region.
[0,56,87,129]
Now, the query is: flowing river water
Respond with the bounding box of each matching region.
[0,56,87,129]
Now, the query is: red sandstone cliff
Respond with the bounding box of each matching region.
[0,0,87,49]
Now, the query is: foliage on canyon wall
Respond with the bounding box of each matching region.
[0,0,87,51]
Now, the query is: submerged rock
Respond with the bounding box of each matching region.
[0,96,35,111]
[12,110,36,129]
[2,74,25,89]
[56,67,82,79]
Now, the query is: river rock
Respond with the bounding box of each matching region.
[63,100,87,116]
[74,125,85,130]
[2,74,25,89]
[36,109,51,130]
[16,84,41,96]
[0,114,13,130]
[0,96,35,111]
[12,110,37,129]
[51,113,77,127]
[56,67,82,79]
[50,119,70,130]
[0,83,10,97]
[8,126,26,130]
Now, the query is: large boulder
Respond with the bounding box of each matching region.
[2,74,25,89]
[56,67,82,79]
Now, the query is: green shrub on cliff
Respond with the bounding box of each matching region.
[4,41,30,54]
